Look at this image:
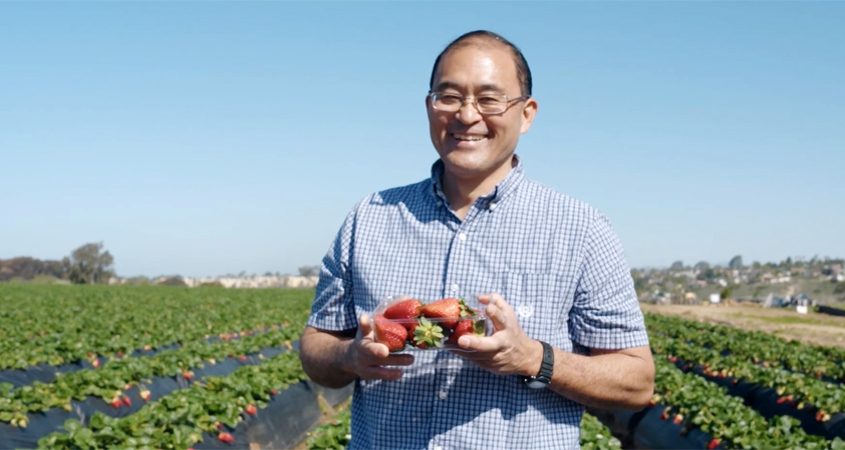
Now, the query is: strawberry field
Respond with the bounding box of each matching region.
[2,284,845,449]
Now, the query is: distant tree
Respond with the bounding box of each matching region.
[728,255,743,270]
[693,261,710,272]
[157,276,187,287]
[64,242,114,284]
[670,261,684,271]
[720,287,733,300]
[298,265,320,277]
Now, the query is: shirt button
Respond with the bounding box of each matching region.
[489,202,498,210]
[450,283,459,292]
[438,390,448,400]
[458,232,467,242]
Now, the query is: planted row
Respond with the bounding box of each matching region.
[651,355,844,449]
[646,313,845,382]
[0,326,302,427]
[0,285,312,370]
[650,332,845,422]
[37,351,307,449]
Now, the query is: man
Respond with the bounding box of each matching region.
[300,30,654,449]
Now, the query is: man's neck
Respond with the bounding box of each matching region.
[441,160,514,220]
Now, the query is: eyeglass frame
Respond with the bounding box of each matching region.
[427,91,530,115]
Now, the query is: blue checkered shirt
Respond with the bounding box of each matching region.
[307,157,649,450]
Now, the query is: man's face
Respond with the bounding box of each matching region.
[427,42,537,184]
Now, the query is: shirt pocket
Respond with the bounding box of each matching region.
[500,272,572,345]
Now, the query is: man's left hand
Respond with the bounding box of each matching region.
[454,293,543,377]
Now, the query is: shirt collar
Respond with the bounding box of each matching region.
[428,155,525,209]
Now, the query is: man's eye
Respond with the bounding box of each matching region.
[438,94,462,104]
[477,96,503,107]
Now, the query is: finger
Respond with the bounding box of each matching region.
[360,366,404,381]
[362,340,390,359]
[358,313,374,338]
[384,353,415,366]
[457,334,502,353]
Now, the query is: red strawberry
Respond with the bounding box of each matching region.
[121,395,132,407]
[110,397,122,408]
[448,319,485,345]
[217,432,234,444]
[707,438,721,449]
[182,370,194,381]
[384,299,422,327]
[245,404,257,416]
[673,413,684,425]
[373,315,407,352]
[421,298,463,329]
[238,354,248,363]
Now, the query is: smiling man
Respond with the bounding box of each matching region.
[300,30,654,449]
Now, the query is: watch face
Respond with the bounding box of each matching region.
[525,377,549,389]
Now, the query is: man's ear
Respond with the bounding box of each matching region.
[520,98,538,134]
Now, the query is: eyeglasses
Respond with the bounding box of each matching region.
[427,91,529,115]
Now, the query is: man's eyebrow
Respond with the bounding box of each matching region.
[432,81,505,93]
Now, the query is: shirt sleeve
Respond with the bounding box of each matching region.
[568,213,650,349]
[306,205,359,332]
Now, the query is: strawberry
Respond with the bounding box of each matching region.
[673,413,684,425]
[121,395,132,407]
[374,315,407,352]
[421,297,464,329]
[447,319,485,345]
[384,299,423,330]
[707,438,721,449]
[217,432,234,444]
[92,358,101,369]
[110,397,123,408]
[245,404,257,416]
[238,354,248,363]
[413,317,445,348]
[182,370,194,381]
[139,389,151,402]
[816,410,831,422]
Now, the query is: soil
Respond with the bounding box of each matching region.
[642,302,845,349]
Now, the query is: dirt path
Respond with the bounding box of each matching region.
[642,303,845,349]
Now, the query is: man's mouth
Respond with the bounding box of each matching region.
[450,133,487,142]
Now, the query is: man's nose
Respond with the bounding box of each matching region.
[456,100,482,124]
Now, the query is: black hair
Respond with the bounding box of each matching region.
[429,30,532,96]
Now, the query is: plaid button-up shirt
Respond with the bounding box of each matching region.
[307,157,649,450]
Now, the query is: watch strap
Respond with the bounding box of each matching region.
[524,340,554,388]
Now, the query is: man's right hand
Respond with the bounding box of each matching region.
[342,314,415,381]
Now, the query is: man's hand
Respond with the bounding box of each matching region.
[453,293,543,377]
[344,314,415,381]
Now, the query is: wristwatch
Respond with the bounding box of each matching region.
[523,340,554,389]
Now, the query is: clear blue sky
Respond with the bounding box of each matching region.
[2,2,843,277]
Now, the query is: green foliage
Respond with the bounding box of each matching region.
[65,242,114,284]
[580,412,622,450]
[308,408,352,449]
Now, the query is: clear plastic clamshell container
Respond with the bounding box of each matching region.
[372,296,491,352]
